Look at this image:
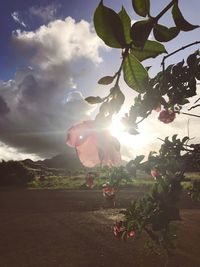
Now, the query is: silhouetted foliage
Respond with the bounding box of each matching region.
[0,161,34,186]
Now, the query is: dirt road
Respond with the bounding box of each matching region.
[0,189,200,267]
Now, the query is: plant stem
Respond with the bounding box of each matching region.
[161,41,200,71]
[155,0,177,22]
[188,104,200,111]
[144,227,159,244]
[136,111,151,125]
[114,47,129,87]
[181,111,200,118]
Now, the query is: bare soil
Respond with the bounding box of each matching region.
[0,188,200,267]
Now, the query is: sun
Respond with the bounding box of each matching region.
[109,114,154,153]
[109,115,126,139]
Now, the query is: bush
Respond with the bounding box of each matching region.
[0,161,34,186]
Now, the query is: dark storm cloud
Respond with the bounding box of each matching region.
[0,67,95,158]
[0,95,10,115]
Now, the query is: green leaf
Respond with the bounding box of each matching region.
[123,53,149,92]
[85,96,103,104]
[118,6,132,44]
[153,24,180,42]
[182,136,189,144]
[132,0,150,17]
[172,134,177,142]
[130,19,154,47]
[186,52,198,67]
[94,1,126,48]
[131,40,167,61]
[98,75,116,85]
[172,2,199,32]
[181,98,190,105]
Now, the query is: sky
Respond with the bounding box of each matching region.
[0,0,200,161]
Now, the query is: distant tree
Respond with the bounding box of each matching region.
[0,161,34,186]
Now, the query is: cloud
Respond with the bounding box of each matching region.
[0,17,106,160]
[0,142,40,161]
[0,69,95,158]
[11,11,27,28]
[13,17,105,67]
[29,4,61,22]
[0,95,10,115]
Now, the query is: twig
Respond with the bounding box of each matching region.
[155,0,178,22]
[157,137,165,142]
[194,97,200,104]
[187,119,190,139]
[161,41,200,72]
[188,104,200,111]
[136,111,151,125]
[186,119,190,147]
[180,112,200,118]
[114,47,129,87]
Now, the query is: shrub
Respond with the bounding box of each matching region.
[0,161,34,186]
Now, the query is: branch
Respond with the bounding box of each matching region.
[155,0,178,22]
[161,41,200,72]
[114,0,182,87]
[180,111,200,118]
[188,104,200,111]
[194,97,200,104]
[136,111,151,125]
[114,47,129,87]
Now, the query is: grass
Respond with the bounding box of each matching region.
[182,172,200,189]
[185,172,200,180]
[29,172,200,190]
[30,175,86,189]
[29,173,154,190]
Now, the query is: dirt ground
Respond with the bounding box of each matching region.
[0,188,200,267]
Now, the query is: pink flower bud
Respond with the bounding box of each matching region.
[151,169,159,179]
[158,110,176,124]
[113,221,124,238]
[128,231,135,238]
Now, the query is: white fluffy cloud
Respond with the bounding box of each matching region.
[14,17,105,68]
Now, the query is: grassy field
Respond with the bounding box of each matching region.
[29,172,154,190]
[28,172,200,190]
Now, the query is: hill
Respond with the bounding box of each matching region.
[22,147,83,173]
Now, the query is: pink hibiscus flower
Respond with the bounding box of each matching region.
[66,120,121,168]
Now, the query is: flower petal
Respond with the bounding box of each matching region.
[76,133,100,167]
[66,120,94,147]
[67,120,121,167]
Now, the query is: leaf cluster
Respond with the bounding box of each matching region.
[119,136,200,253]
[123,50,200,131]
